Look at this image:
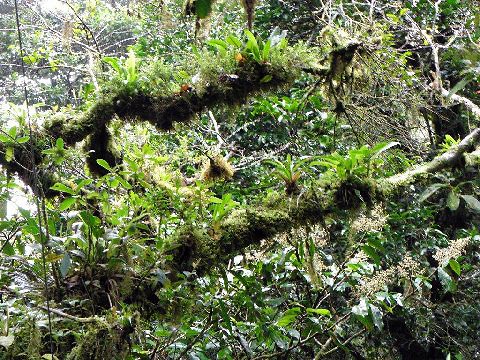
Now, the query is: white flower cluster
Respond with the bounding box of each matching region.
[350,204,388,235]
[434,237,470,266]
[355,254,421,297]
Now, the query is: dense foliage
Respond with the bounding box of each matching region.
[0,0,479,359]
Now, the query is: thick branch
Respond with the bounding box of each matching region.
[384,127,480,186]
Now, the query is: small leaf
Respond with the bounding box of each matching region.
[306,308,331,316]
[16,136,30,144]
[56,138,64,148]
[418,183,446,203]
[96,159,113,172]
[461,195,480,212]
[59,197,76,211]
[50,183,75,195]
[60,253,72,278]
[449,259,461,276]
[446,191,460,211]
[260,74,273,83]
[5,147,13,162]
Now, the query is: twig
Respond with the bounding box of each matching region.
[38,305,102,323]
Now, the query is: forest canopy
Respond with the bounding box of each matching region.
[0,0,479,359]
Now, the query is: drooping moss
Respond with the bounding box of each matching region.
[0,141,58,198]
[84,125,122,176]
[200,155,234,181]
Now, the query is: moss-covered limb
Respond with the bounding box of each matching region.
[166,185,342,273]
[440,87,480,119]
[384,127,480,187]
[45,61,300,140]
[0,140,58,198]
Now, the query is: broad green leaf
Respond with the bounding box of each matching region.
[447,75,473,99]
[277,314,298,327]
[0,134,10,142]
[56,138,64,148]
[45,253,64,262]
[8,126,17,138]
[103,56,122,75]
[207,39,228,50]
[449,259,461,276]
[361,245,381,265]
[418,183,446,203]
[218,299,233,334]
[438,267,456,292]
[96,159,113,172]
[369,304,384,330]
[58,197,76,211]
[367,238,386,252]
[306,308,331,316]
[59,253,71,278]
[125,50,137,83]
[461,195,480,212]
[117,176,132,190]
[50,183,75,195]
[244,30,258,49]
[16,136,30,144]
[226,34,242,48]
[277,307,301,327]
[446,191,460,211]
[370,141,400,159]
[262,39,271,60]
[79,210,99,228]
[2,241,15,255]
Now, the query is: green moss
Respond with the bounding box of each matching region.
[65,322,129,360]
[219,207,292,255]
[167,227,217,272]
[334,177,379,210]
